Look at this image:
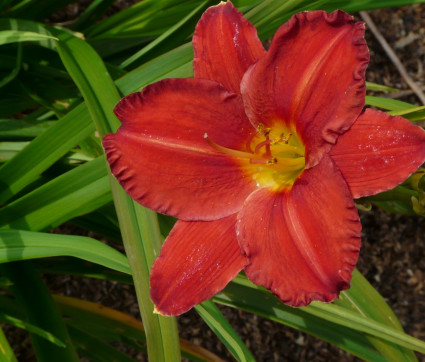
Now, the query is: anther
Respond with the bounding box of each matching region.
[283,133,292,144]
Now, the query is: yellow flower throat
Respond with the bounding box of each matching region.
[205,123,305,191]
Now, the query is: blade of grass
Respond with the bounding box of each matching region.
[0,262,79,361]
[55,295,225,362]
[0,313,65,347]
[366,81,398,92]
[115,42,193,92]
[195,301,255,362]
[0,229,130,273]
[229,274,424,357]
[0,326,18,362]
[308,302,420,358]
[0,40,193,205]
[0,43,22,88]
[0,118,55,140]
[0,103,92,205]
[0,156,111,231]
[365,95,418,111]
[54,28,181,361]
[70,0,116,31]
[68,326,136,362]
[389,105,425,121]
[71,209,122,242]
[35,258,133,285]
[86,0,201,39]
[120,1,208,68]
[0,141,28,162]
[216,280,385,361]
[0,30,57,45]
[336,270,417,361]
[4,0,75,21]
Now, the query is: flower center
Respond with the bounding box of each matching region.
[205,123,305,191]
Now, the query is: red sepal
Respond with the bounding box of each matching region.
[150,214,246,315]
[330,108,425,198]
[103,78,257,221]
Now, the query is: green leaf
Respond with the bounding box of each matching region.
[0,229,130,274]
[336,270,417,361]
[53,29,121,136]
[68,326,136,362]
[35,258,132,285]
[221,274,425,358]
[71,208,122,242]
[0,313,66,348]
[115,42,193,92]
[0,141,28,162]
[389,105,425,122]
[366,81,398,92]
[195,300,255,362]
[86,0,204,39]
[365,95,417,111]
[55,294,223,362]
[0,326,17,362]
[0,39,193,206]
[70,0,116,31]
[120,1,209,68]
[242,0,425,40]
[0,43,22,88]
[216,278,385,361]
[4,0,75,21]
[0,19,57,51]
[0,118,55,140]
[0,30,57,45]
[0,103,93,205]
[0,262,79,361]
[0,156,111,231]
[308,302,421,358]
[55,24,181,361]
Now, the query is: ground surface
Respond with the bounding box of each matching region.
[4,3,425,361]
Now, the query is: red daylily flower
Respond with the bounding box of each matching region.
[103,2,425,315]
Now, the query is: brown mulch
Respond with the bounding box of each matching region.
[4,3,425,362]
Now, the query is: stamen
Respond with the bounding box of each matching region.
[254,139,273,157]
[205,125,305,185]
[257,123,271,136]
[205,134,259,160]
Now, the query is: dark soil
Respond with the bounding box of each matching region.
[4,3,425,362]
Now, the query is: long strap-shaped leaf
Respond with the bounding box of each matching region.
[54,294,224,362]
[0,156,111,231]
[53,29,181,361]
[221,274,423,360]
[0,229,130,273]
[195,301,255,362]
[0,326,17,362]
[0,262,79,361]
[0,30,57,45]
[336,270,417,361]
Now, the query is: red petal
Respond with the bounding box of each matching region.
[103,78,258,221]
[193,2,265,94]
[150,214,245,315]
[241,10,369,167]
[330,108,425,198]
[237,156,361,307]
